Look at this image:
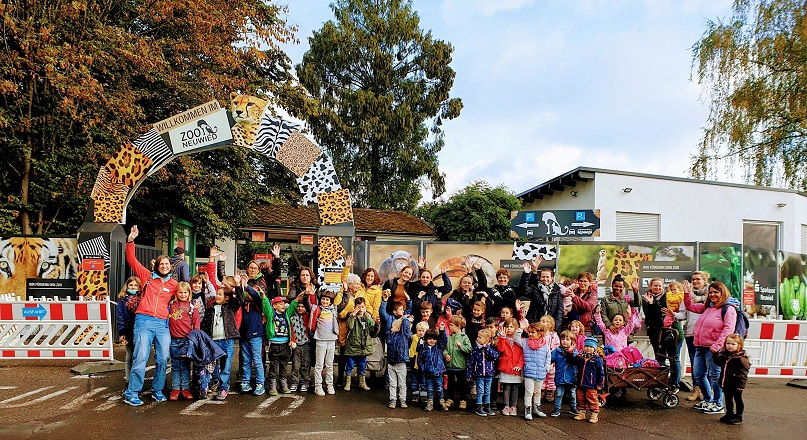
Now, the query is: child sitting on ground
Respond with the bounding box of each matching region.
[574,337,605,423]
[417,325,449,411]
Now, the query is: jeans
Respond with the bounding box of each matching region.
[524,378,545,410]
[213,338,234,391]
[693,346,723,405]
[410,368,424,397]
[123,343,134,382]
[388,362,407,402]
[424,373,443,401]
[314,339,336,387]
[553,383,577,413]
[345,355,368,376]
[125,314,170,400]
[474,376,493,405]
[170,338,191,390]
[240,337,265,386]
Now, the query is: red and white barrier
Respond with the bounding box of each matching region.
[0,301,112,360]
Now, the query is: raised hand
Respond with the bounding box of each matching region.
[630,278,640,292]
[272,244,281,258]
[382,289,391,301]
[417,256,426,270]
[531,255,544,270]
[643,292,653,303]
[682,280,692,293]
[522,262,532,273]
[210,246,220,259]
[127,225,139,242]
[418,291,426,299]
[345,255,354,268]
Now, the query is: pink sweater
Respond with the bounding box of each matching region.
[594,311,640,352]
[684,293,736,352]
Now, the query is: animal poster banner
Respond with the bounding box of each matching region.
[778,251,807,321]
[0,236,78,298]
[557,242,695,289]
[698,242,742,300]
[743,246,778,318]
[424,243,514,290]
[369,243,420,283]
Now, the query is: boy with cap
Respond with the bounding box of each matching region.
[574,336,605,423]
[261,295,298,396]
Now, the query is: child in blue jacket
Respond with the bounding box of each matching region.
[380,298,413,408]
[417,325,448,412]
[574,337,605,423]
[467,328,500,417]
[551,330,579,417]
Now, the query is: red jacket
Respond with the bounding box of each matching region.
[496,335,524,376]
[126,242,175,320]
[571,284,599,333]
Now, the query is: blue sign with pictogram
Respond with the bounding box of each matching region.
[511,209,601,238]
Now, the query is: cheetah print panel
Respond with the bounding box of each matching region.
[317,189,353,226]
[276,132,322,178]
[75,268,109,300]
[103,142,152,188]
[91,190,127,223]
[606,250,652,286]
[318,236,346,266]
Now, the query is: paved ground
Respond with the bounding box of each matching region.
[0,352,805,440]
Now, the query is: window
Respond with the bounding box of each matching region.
[801,224,807,254]
[615,212,660,241]
[743,221,779,250]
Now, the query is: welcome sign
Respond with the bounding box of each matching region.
[165,108,233,155]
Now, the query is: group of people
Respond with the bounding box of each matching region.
[116,231,750,425]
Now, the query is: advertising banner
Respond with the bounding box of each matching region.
[743,246,779,318]
[698,242,742,300]
[779,251,807,320]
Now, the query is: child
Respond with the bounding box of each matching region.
[551,330,579,418]
[309,290,348,396]
[239,282,266,396]
[467,328,499,417]
[574,337,605,423]
[409,321,430,404]
[344,297,379,391]
[465,301,487,344]
[289,300,312,393]
[419,301,438,329]
[437,298,461,331]
[713,334,750,425]
[116,276,140,387]
[417,326,449,411]
[262,295,297,396]
[497,318,524,416]
[594,305,641,352]
[168,282,201,400]
[540,315,561,403]
[200,285,242,400]
[443,315,472,410]
[190,273,215,320]
[517,321,552,420]
[497,306,514,330]
[568,320,586,351]
[379,297,413,408]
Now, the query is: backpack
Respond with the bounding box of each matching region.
[620,346,643,365]
[605,351,629,369]
[125,280,150,314]
[170,259,183,281]
[721,303,750,338]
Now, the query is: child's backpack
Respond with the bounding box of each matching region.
[638,358,660,368]
[721,304,750,338]
[604,351,629,369]
[621,346,643,365]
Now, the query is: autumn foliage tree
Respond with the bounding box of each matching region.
[0,0,304,238]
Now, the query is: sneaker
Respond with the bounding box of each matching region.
[550,410,561,417]
[399,400,408,409]
[299,384,309,393]
[693,401,709,410]
[458,400,467,409]
[535,409,547,418]
[124,395,144,407]
[152,391,167,403]
[475,405,487,416]
[728,415,743,425]
[314,385,326,397]
[199,388,209,399]
[289,383,298,392]
[169,389,180,401]
[389,400,397,409]
[180,390,194,400]
[253,384,265,396]
[215,390,228,401]
[704,404,725,415]
[326,385,336,395]
[569,408,581,416]
[241,383,252,394]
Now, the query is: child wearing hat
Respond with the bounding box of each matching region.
[261,295,298,396]
[574,336,605,423]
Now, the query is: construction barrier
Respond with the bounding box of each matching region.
[0,300,112,360]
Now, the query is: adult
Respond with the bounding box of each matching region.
[383,264,418,316]
[520,259,566,331]
[287,266,320,309]
[445,258,489,322]
[567,272,599,335]
[641,277,668,362]
[684,280,736,415]
[239,244,281,299]
[489,268,518,318]
[123,225,177,406]
[599,275,640,333]
[341,256,383,320]
[675,271,709,401]
[170,246,190,282]
[412,257,452,323]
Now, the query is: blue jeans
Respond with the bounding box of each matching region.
[345,356,368,376]
[170,338,191,390]
[125,314,170,400]
[213,339,234,391]
[424,373,443,401]
[693,346,723,405]
[410,369,424,396]
[240,337,265,386]
[474,376,493,405]
[554,383,577,412]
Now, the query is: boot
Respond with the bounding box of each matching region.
[728,414,743,425]
[344,376,352,391]
[268,379,278,396]
[440,398,449,411]
[475,403,487,417]
[544,389,555,403]
[573,410,587,421]
[425,399,433,412]
[358,374,371,391]
[280,379,291,394]
[534,403,547,418]
[485,403,496,416]
[524,405,533,421]
[588,412,599,423]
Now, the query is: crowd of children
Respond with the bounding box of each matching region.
[117,251,749,426]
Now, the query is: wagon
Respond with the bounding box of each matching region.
[604,365,679,408]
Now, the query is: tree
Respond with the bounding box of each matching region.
[692,0,807,189]
[296,0,463,212]
[0,0,305,238]
[416,181,522,242]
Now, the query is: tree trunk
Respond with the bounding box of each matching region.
[20,73,35,235]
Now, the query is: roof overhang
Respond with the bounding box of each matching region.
[517,167,595,203]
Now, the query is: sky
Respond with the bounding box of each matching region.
[277,0,737,200]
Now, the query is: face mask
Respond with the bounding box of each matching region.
[127,289,138,295]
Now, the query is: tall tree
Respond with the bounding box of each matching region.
[0,0,305,238]
[296,0,463,212]
[692,0,807,188]
[416,181,522,242]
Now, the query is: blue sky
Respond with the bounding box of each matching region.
[278,0,736,199]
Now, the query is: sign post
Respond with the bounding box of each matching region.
[510,209,601,238]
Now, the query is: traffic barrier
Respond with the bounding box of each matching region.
[0,300,112,360]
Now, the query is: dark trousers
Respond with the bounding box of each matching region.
[266,342,291,382]
[446,369,469,402]
[291,343,311,386]
[723,387,744,415]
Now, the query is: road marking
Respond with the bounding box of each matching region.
[60,387,108,410]
[0,386,17,390]
[71,375,107,379]
[180,399,224,416]
[94,393,122,412]
[0,386,80,408]
[245,394,305,418]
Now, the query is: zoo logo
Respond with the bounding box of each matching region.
[179,119,219,149]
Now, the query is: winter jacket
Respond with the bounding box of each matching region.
[126,242,176,320]
[551,346,578,385]
[304,292,348,341]
[684,292,736,352]
[599,289,640,330]
[516,332,552,381]
[674,287,708,337]
[240,285,265,339]
[570,284,599,333]
[116,294,136,341]
[489,283,518,317]
[713,349,750,390]
[260,257,282,299]
[339,267,384,320]
[467,341,500,379]
[344,313,379,356]
[178,329,227,366]
[287,281,322,305]
[594,310,641,352]
[261,296,300,342]
[383,277,419,316]
[520,273,565,329]
[575,353,605,389]
[201,292,243,340]
[496,334,525,376]
[417,329,448,376]
[444,332,472,370]
[170,255,190,282]
[385,317,413,364]
[642,291,667,331]
[412,272,452,322]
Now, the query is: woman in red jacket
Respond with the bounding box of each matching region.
[123,225,178,407]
